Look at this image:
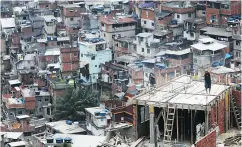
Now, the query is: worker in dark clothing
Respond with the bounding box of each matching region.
[204,70,211,94]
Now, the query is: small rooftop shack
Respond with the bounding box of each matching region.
[133,75,232,145]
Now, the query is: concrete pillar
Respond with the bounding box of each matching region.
[149,105,155,144]
[205,109,209,134]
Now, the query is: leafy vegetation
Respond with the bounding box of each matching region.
[53,87,98,121]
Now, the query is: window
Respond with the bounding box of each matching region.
[234,30,237,35]
[236,40,241,46]
[134,45,137,51]
[18,111,22,114]
[91,56,95,60]
[116,43,118,47]
[147,49,150,53]
[177,14,180,19]
[144,21,146,24]
[23,16,26,20]
[74,52,78,57]
[30,111,34,114]
[70,18,74,21]
[202,11,206,15]
[236,52,240,57]
[45,98,49,101]
[194,58,197,63]
[104,33,105,37]
[101,23,104,27]
[146,10,148,16]
[221,4,229,10]
[46,5,49,8]
[142,48,144,52]
[152,22,154,26]
[81,53,83,57]
[188,13,191,17]
[95,65,97,67]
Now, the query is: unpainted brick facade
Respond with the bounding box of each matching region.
[60,47,79,72]
[195,130,216,147]
[209,98,226,135]
[206,1,241,25]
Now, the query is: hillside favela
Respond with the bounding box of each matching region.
[0,0,241,147]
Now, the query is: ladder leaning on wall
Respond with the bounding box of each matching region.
[163,104,176,146]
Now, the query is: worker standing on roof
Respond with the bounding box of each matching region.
[204,70,211,94]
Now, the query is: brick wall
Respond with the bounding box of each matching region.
[47,41,57,47]
[230,1,241,15]
[62,63,79,72]
[45,55,59,64]
[206,8,220,25]
[209,105,216,126]
[63,7,80,17]
[34,78,46,88]
[157,14,173,25]
[25,97,36,110]
[141,9,155,21]
[133,103,137,140]
[218,99,225,134]
[232,90,241,107]
[161,5,195,13]
[195,130,216,147]
[22,26,33,35]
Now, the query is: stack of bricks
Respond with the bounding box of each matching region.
[218,99,225,134]
[195,130,216,147]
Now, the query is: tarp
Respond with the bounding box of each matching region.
[225,53,232,59]
[138,2,153,8]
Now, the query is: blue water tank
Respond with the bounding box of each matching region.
[171,19,178,25]
[55,138,63,143]
[64,137,72,143]
[66,120,72,125]
[99,111,106,116]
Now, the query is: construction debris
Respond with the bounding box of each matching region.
[101,132,130,147]
[223,134,241,146]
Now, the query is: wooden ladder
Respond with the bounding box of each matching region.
[163,104,176,146]
[230,97,241,130]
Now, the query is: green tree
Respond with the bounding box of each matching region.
[53,87,99,121]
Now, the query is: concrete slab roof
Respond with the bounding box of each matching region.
[200,27,232,37]
[135,75,230,110]
[45,120,86,134]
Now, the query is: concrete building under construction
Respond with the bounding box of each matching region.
[132,75,238,146]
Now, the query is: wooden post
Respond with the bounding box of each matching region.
[191,110,193,144]
[176,108,179,142]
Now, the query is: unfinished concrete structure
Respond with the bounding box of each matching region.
[132,75,234,146]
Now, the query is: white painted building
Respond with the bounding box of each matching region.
[141,18,154,32]
[99,14,136,48]
[78,34,112,83]
[173,12,195,24]
[85,107,111,136]
[191,38,227,77]
[133,33,160,58]
[42,15,57,36]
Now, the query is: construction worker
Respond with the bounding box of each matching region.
[204,70,211,94]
